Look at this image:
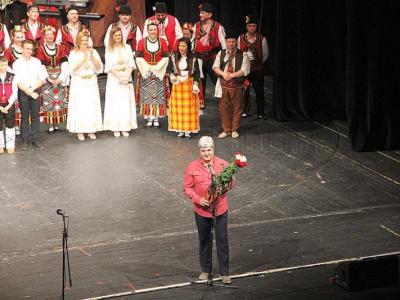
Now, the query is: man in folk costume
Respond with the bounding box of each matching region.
[0,21,11,54]
[22,4,45,53]
[104,4,142,52]
[213,29,250,139]
[239,15,269,120]
[143,2,182,52]
[55,6,92,56]
[193,3,225,100]
[135,22,169,127]
[0,55,18,154]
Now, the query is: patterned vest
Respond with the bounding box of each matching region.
[0,72,15,105]
[194,20,222,60]
[219,49,245,88]
[148,15,177,52]
[238,33,265,71]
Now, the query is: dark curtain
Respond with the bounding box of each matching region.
[274,0,400,151]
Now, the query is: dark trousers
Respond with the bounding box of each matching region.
[1,2,27,30]
[18,90,40,143]
[0,105,15,130]
[243,70,265,115]
[195,212,229,275]
[201,58,218,99]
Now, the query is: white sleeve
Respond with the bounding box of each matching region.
[103,25,112,50]
[241,52,250,76]
[237,37,241,49]
[135,57,150,78]
[38,61,49,81]
[136,27,143,48]
[55,29,62,45]
[142,19,149,38]
[68,51,79,75]
[59,61,69,84]
[262,37,269,63]
[104,50,113,73]
[174,17,183,39]
[212,51,221,70]
[93,49,103,74]
[218,25,226,49]
[126,46,135,69]
[7,75,18,104]
[3,26,11,50]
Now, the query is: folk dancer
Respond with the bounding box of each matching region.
[168,37,201,139]
[143,2,182,52]
[103,26,138,137]
[135,22,169,128]
[36,26,69,133]
[213,30,250,139]
[66,31,103,141]
[0,55,18,154]
[193,3,225,101]
[104,4,142,52]
[238,15,269,119]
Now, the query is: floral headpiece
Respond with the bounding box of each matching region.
[42,25,56,34]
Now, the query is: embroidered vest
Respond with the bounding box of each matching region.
[0,72,15,105]
[148,15,177,52]
[194,20,221,59]
[219,49,245,88]
[238,33,265,71]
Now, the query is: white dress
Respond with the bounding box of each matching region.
[67,49,103,133]
[103,45,138,131]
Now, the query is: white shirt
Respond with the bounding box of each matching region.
[55,23,93,47]
[104,22,142,50]
[12,57,48,88]
[237,34,269,63]
[143,15,183,47]
[27,21,39,39]
[0,72,18,105]
[212,50,250,97]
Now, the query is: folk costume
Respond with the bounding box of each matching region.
[22,21,45,53]
[135,35,169,126]
[168,53,201,136]
[56,22,91,56]
[104,44,138,133]
[104,5,142,51]
[193,3,225,98]
[238,15,269,118]
[4,43,23,130]
[66,48,103,134]
[36,41,69,127]
[0,71,18,153]
[213,31,250,138]
[143,2,182,52]
[0,22,11,54]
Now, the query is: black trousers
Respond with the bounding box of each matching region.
[195,212,229,276]
[0,105,15,130]
[243,70,265,115]
[18,90,40,143]
[201,58,218,99]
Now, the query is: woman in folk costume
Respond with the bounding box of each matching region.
[36,26,69,133]
[104,26,137,137]
[168,37,201,139]
[67,31,103,141]
[22,4,45,53]
[4,26,25,135]
[0,21,11,54]
[0,56,17,154]
[135,21,169,128]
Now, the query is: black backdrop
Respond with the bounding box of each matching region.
[145,0,399,151]
[274,0,400,151]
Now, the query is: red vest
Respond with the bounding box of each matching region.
[59,23,88,56]
[136,37,169,64]
[3,46,22,67]
[238,33,265,71]
[114,21,138,51]
[0,72,15,105]
[0,24,5,53]
[148,15,177,52]
[194,20,222,59]
[23,22,45,51]
[36,44,67,68]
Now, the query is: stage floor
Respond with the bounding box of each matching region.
[1,77,399,299]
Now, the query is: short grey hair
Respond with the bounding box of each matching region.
[198,136,214,148]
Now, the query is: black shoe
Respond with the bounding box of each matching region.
[32,142,44,149]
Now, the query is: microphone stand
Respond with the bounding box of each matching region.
[191,165,237,298]
[57,210,72,300]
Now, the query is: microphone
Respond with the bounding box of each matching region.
[56,209,66,216]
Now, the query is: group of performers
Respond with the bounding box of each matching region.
[0,1,268,148]
[0,1,268,284]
